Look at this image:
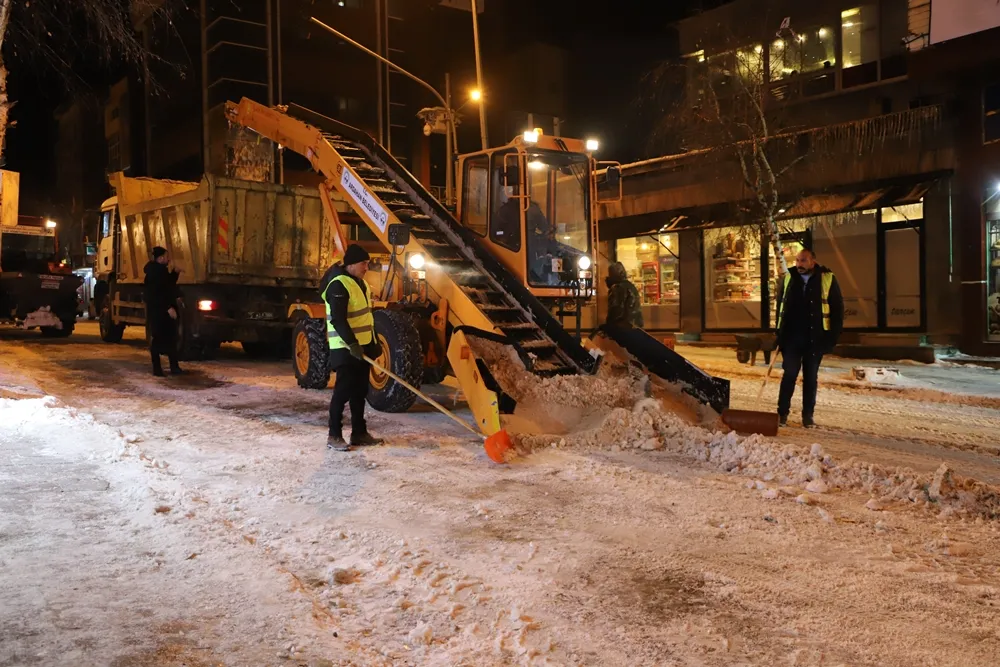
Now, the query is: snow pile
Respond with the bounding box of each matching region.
[468,339,1000,519]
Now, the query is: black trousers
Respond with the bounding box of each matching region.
[149,313,180,373]
[329,359,369,436]
[777,339,823,419]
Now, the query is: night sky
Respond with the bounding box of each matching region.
[2,0,719,212]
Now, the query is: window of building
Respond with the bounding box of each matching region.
[768,220,812,328]
[735,44,764,86]
[704,226,762,329]
[769,37,801,81]
[616,233,681,330]
[841,7,878,68]
[798,25,836,73]
[881,201,923,223]
[461,155,488,237]
[884,227,921,327]
[813,211,879,328]
[987,195,1000,340]
[985,83,1000,144]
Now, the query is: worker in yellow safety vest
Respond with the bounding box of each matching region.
[322,244,383,451]
[774,247,844,429]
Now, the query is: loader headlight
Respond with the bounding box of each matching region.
[408,253,426,270]
[577,255,592,271]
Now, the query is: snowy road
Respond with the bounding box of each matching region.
[1,323,999,666]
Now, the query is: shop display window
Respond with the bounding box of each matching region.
[704,226,762,329]
[615,233,681,329]
[987,201,1000,340]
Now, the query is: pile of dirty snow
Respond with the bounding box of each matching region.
[470,335,1000,519]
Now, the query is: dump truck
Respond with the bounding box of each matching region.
[0,170,82,337]
[94,173,362,358]
[225,99,731,433]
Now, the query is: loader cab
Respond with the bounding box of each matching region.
[455,130,608,302]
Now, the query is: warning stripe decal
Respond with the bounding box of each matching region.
[218,217,229,251]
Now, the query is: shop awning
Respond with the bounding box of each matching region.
[597,171,950,242]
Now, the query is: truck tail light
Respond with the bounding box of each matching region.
[197,299,216,311]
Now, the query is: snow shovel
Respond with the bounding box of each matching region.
[363,356,514,463]
[720,349,782,437]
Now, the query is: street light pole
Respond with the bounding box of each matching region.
[445,72,453,207]
[469,0,488,150]
[310,16,459,204]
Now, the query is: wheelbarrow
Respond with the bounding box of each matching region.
[734,334,777,366]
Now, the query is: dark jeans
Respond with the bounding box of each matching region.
[329,359,369,436]
[149,313,180,373]
[777,340,823,419]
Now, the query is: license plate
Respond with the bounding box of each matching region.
[41,281,60,290]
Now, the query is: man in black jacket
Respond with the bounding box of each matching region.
[775,248,844,428]
[143,246,182,377]
[322,244,384,451]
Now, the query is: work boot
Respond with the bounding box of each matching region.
[168,353,183,375]
[802,415,816,429]
[151,352,165,377]
[350,432,384,447]
[778,414,788,427]
[327,434,350,451]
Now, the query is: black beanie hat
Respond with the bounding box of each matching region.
[343,244,370,266]
[152,246,167,259]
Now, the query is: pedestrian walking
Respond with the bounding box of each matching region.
[143,246,182,377]
[775,248,844,428]
[322,243,384,451]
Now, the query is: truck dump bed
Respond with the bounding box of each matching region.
[114,175,350,287]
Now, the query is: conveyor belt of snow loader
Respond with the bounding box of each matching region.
[284,103,598,378]
[598,325,731,414]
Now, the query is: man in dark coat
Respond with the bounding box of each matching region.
[322,244,383,451]
[775,248,844,428]
[143,246,182,377]
[605,261,644,329]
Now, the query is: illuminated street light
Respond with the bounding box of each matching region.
[469,89,482,102]
[44,219,57,229]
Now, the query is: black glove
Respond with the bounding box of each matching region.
[348,343,364,360]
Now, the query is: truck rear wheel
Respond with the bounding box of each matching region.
[293,318,331,389]
[366,310,423,413]
[99,297,125,343]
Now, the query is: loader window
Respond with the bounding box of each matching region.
[0,232,57,273]
[525,151,590,286]
[461,155,489,237]
[490,151,521,252]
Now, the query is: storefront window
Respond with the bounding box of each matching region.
[615,233,681,330]
[814,211,879,328]
[987,197,1000,340]
[881,201,923,223]
[704,227,762,329]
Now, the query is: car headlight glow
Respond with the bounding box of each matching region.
[408,253,426,270]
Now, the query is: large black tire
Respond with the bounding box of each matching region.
[367,309,424,413]
[41,321,75,338]
[292,318,331,389]
[99,297,125,343]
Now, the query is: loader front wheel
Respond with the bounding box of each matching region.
[293,318,331,390]
[366,310,423,413]
[99,297,125,343]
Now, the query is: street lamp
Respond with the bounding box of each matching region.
[310,16,461,205]
[469,89,482,102]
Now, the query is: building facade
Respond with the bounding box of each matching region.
[597,0,1000,357]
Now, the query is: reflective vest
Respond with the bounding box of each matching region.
[323,274,375,350]
[776,271,835,331]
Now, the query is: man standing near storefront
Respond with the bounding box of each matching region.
[775,248,844,428]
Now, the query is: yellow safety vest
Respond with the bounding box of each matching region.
[324,274,375,350]
[776,271,835,331]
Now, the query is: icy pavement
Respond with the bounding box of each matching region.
[1,323,1000,666]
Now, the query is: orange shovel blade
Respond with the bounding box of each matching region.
[483,429,513,464]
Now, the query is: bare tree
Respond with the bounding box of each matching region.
[646,19,814,281]
[0,0,180,164]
